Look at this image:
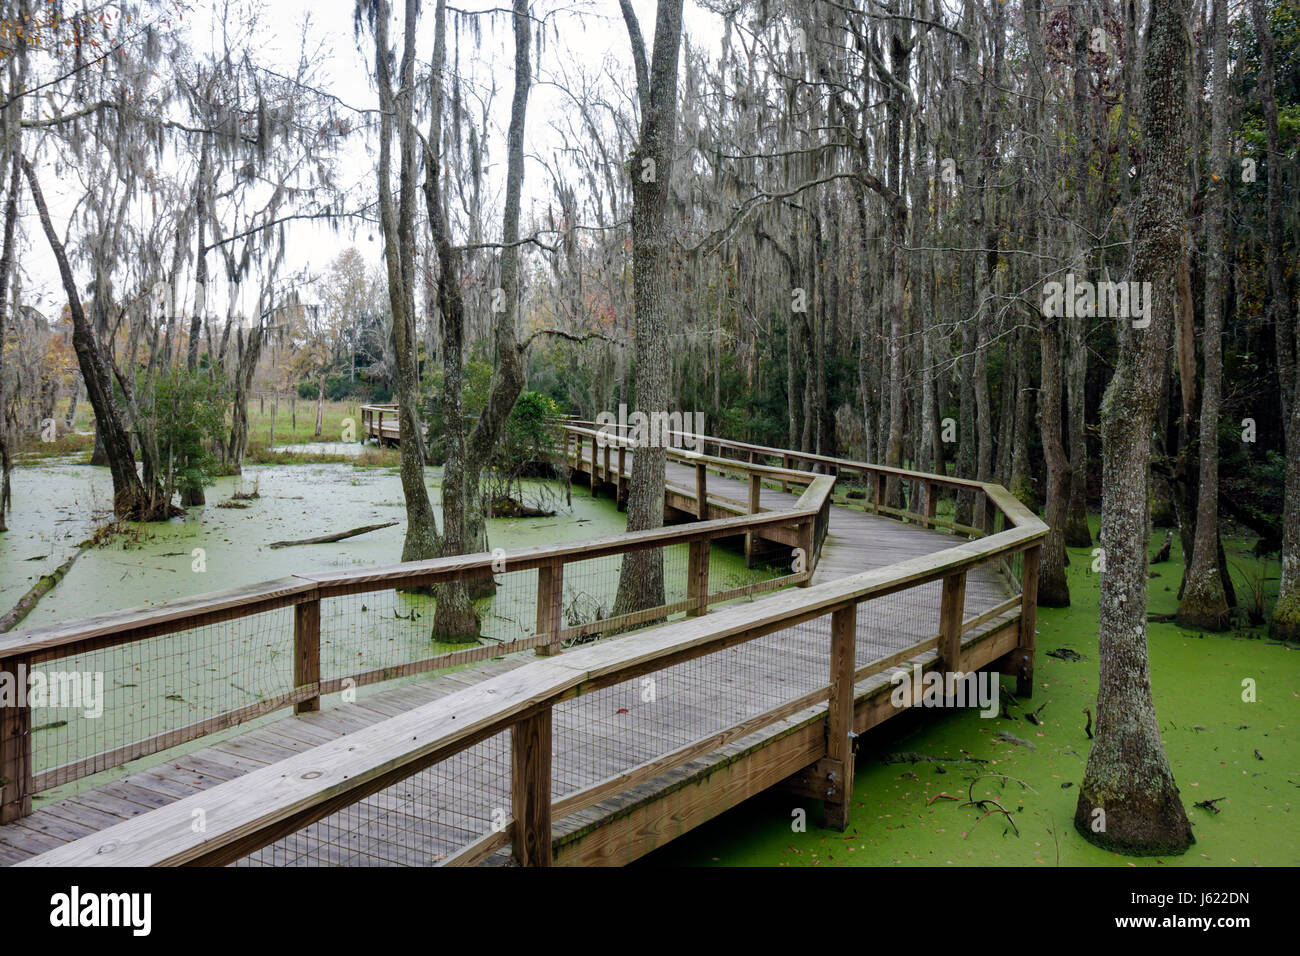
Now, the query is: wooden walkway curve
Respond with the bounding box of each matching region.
[0,424,1044,867]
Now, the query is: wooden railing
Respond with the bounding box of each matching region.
[360,403,400,443]
[567,419,998,534]
[16,436,1045,866]
[0,433,831,824]
[561,423,832,570]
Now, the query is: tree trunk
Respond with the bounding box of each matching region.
[1038,313,1072,607]
[372,0,441,580]
[1064,0,1094,548]
[1075,0,1195,855]
[1250,0,1300,641]
[23,159,165,521]
[1064,312,1092,545]
[1177,0,1230,631]
[612,0,685,619]
[445,0,533,614]
[314,374,324,438]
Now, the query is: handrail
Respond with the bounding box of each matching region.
[567,419,991,492]
[0,480,824,662]
[19,465,1045,867]
[0,428,835,819]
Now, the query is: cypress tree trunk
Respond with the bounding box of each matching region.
[370,0,441,579]
[612,0,684,618]
[1250,0,1300,642]
[24,158,164,521]
[0,156,17,533]
[1075,0,1195,855]
[314,374,324,438]
[1064,0,1094,548]
[1177,0,1230,631]
[1038,312,1072,607]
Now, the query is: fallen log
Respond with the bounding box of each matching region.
[0,546,87,632]
[268,521,398,549]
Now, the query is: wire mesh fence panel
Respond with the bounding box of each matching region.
[237,729,512,867]
[1007,550,1026,595]
[318,588,441,684]
[476,566,544,646]
[318,565,545,687]
[30,607,295,787]
[550,609,833,807]
[855,584,942,673]
[555,552,625,643]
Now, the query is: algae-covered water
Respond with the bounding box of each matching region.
[2,457,775,802]
[5,461,1294,865]
[0,458,628,626]
[642,518,1299,867]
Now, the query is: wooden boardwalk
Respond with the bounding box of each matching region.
[1,439,1025,867]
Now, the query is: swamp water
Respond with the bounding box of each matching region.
[1,459,773,802]
[642,522,1299,867]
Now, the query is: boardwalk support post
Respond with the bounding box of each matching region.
[745,472,761,567]
[615,447,627,510]
[590,438,599,497]
[939,570,968,682]
[294,598,321,714]
[511,707,553,866]
[824,605,856,830]
[687,539,710,617]
[1015,545,1040,698]
[0,653,32,823]
[535,563,564,656]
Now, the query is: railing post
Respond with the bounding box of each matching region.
[695,462,707,519]
[590,437,599,497]
[294,598,321,714]
[616,447,627,510]
[574,432,582,472]
[745,472,761,567]
[603,443,612,495]
[825,605,856,830]
[797,517,814,587]
[781,454,791,493]
[873,472,883,514]
[939,570,968,683]
[1017,545,1040,698]
[924,481,938,526]
[511,707,553,866]
[0,653,32,823]
[687,538,710,617]
[535,562,564,657]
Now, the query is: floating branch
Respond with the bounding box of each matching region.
[268,522,398,549]
[0,545,89,632]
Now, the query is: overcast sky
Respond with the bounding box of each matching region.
[19,0,728,324]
